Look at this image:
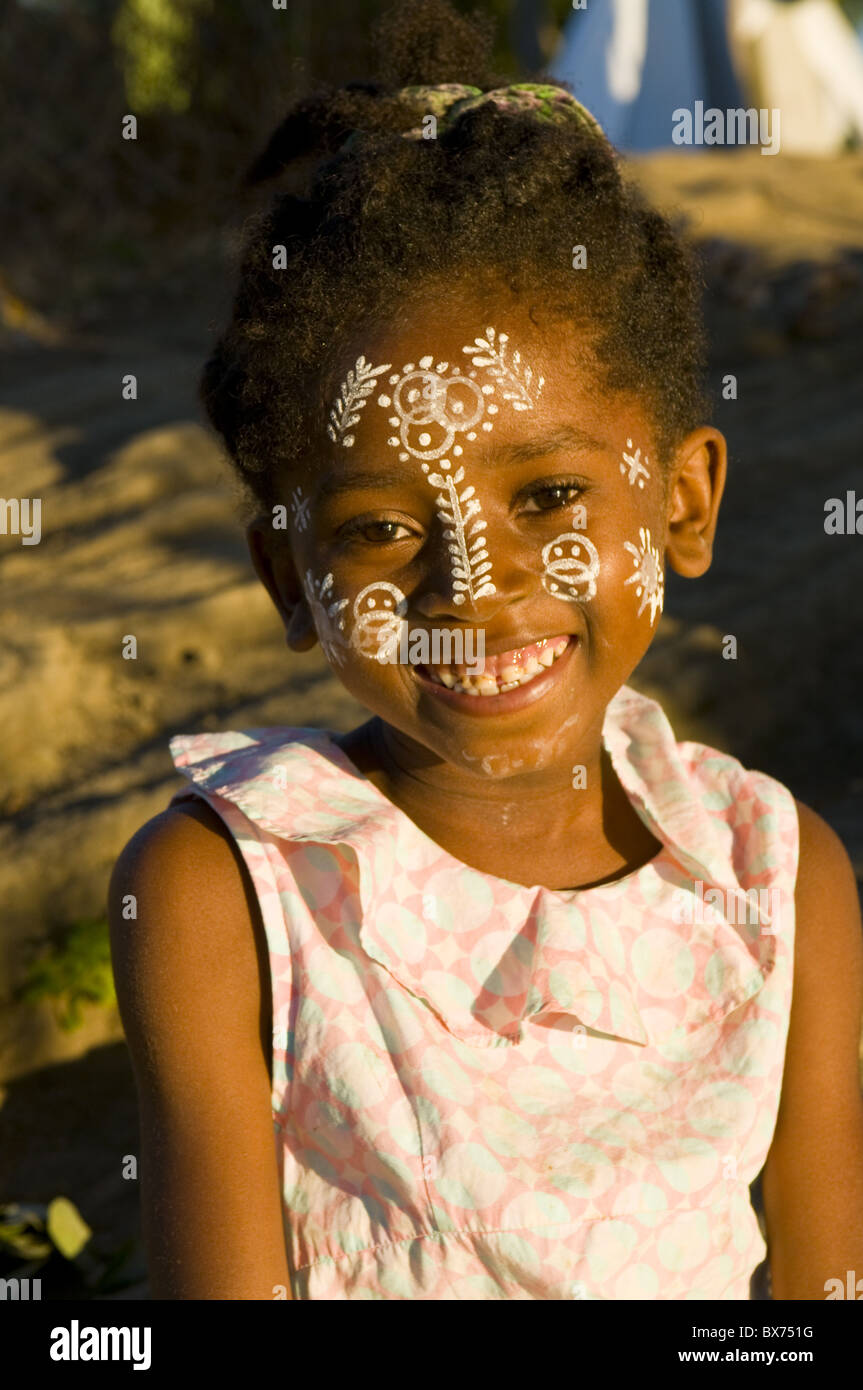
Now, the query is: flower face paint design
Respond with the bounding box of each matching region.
[352,581,408,662]
[462,327,544,411]
[541,532,601,601]
[620,438,650,489]
[382,363,489,461]
[623,528,664,625]
[290,487,310,532]
[327,328,544,609]
[377,353,499,605]
[426,465,494,605]
[303,570,349,664]
[327,357,392,448]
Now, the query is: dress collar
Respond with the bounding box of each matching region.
[170,686,777,1049]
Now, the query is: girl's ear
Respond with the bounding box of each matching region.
[664,427,727,579]
[246,515,319,652]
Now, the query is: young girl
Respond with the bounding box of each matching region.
[109,1,863,1301]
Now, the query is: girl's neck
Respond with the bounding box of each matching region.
[336,717,663,892]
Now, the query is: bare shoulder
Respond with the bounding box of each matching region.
[795,797,859,883]
[108,795,273,1094]
[759,800,863,1298]
[108,797,291,1298]
[793,798,863,986]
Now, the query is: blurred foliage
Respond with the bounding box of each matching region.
[0,1198,140,1298]
[112,0,213,114]
[0,0,544,320]
[4,0,863,323]
[16,917,116,1032]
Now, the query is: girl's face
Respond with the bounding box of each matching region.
[251,290,725,783]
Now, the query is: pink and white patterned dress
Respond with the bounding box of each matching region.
[168,683,798,1300]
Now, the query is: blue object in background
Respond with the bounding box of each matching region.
[549,0,746,151]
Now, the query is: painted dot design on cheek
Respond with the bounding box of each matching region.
[623,527,665,625]
[351,582,409,663]
[541,532,601,602]
[303,570,350,665]
[620,439,650,489]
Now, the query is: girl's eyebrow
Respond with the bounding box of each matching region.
[316,425,607,503]
[493,424,608,465]
[316,467,417,502]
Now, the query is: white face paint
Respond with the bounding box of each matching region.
[303,570,350,664]
[290,486,310,532]
[462,327,544,411]
[327,356,393,448]
[460,749,525,777]
[541,532,601,602]
[351,581,408,663]
[623,527,664,625]
[620,438,650,489]
[379,353,497,607]
[327,327,543,609]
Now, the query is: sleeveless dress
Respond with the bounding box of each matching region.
[168,683,799,1301]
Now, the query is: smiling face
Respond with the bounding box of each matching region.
[249,285,725,787]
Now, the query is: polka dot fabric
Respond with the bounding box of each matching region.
[168,685,798,1300]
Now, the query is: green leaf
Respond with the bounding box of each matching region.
[47,1198,92,1259]
[0,1204,52,1260]
[0,1224,53,1261]
[16,916,116,1032]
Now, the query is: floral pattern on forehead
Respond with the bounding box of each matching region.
[325,326,545,607]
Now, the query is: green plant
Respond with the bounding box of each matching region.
[0,1199,140,1298]
[17,916,117,1031]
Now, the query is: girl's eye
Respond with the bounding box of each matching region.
[341,518,416,543]
[521,482,584,513]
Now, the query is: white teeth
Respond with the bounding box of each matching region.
[428,637,572,695]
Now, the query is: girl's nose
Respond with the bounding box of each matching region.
[413,518,536,623]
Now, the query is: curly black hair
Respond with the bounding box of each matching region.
[200,0,709,514]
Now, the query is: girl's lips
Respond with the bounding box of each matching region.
[415,635,579,715]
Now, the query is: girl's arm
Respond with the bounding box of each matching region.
[108,800,293,1300]
[761,800,863,1300]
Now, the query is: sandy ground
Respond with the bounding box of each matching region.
[1,150,862,1298]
